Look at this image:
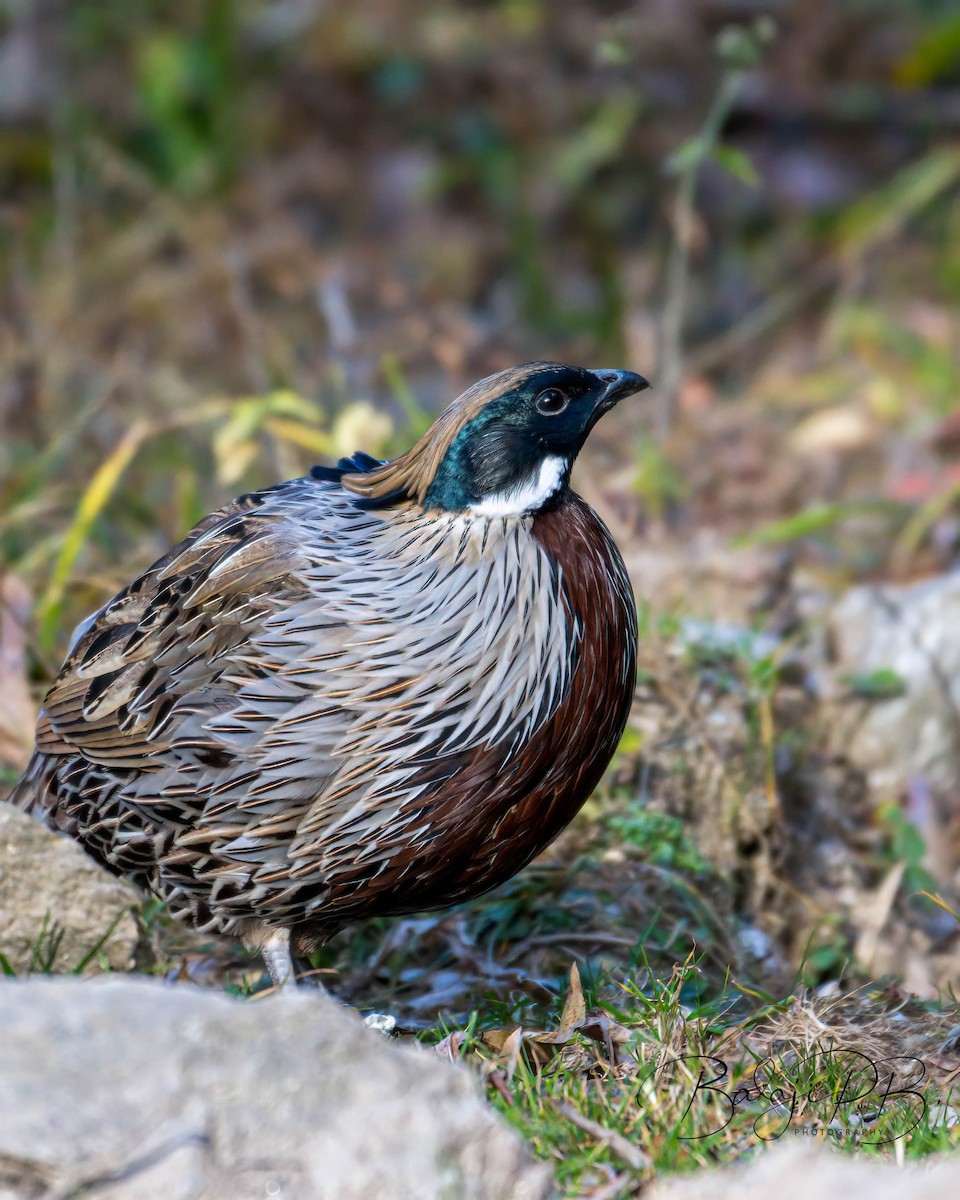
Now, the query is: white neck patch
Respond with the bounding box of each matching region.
[467,455,567,518]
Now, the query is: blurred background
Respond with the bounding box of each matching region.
[3,0,960,630]
[2,0,960,1029]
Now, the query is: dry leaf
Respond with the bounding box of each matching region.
[558,961,586,1033]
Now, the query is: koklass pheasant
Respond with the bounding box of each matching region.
[12,362,648,988]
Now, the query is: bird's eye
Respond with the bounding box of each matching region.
[534,388,570,416]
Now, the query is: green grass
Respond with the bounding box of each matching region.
[0,907,134,977]
[431,961,960,1195]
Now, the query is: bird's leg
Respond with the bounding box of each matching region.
[260,928,396,1032]
[261,928,298,993]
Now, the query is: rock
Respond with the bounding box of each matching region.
[0,574,35,774]
[0,976,552,1200]
[827,572,960,805]
[789,405,874,456]
[648,1142,960,1200]
[0,803,143,975]
[623,532,787,626]
[612,529,831,636]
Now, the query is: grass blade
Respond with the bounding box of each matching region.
[35,421,150,654]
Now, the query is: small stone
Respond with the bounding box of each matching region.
[648,1141,960,1200]
[827,573,960,808]
[0,802,144,975]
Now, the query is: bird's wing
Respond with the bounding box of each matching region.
[34,485,311,773]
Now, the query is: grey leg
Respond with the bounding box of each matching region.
[260,928,395,1031]
[261,929,297,993]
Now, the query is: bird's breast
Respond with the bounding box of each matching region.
[325,492,639,919]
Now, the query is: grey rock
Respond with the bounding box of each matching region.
[0,976,553,1200]
[648,1142,960,1200]
[827,572,960,803]
[0,803,143,975]
[623,533,790,627]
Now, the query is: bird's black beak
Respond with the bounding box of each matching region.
[591,368,651,411]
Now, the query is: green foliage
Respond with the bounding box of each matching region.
[796,915,851,983]
[877,802,940,899]
[381,353,434,448]
[658,16,775,431]
[896,13,960,85]
[832,300,960,415]
[711,143,760,187]
[553,94,642,193]
[636,602,682,644]
[631,438,686,521]
[447,955,960,1192]
[834,147,960,263]
[34,422,149,653]
[431,87,640,345]
[714,19,777,71]
[0,908,127,977]
[608,804,712,876]
[73,0,250,194]
[840,668,907,699]
[0,765,22,789]
[736,501,898,547]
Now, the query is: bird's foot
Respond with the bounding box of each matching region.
[261,930,399,1033]
[362,1012,398,1035]
[261,929,299,994]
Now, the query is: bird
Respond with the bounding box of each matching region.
[11,361,648,992]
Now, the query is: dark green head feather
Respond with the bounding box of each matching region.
[327,362,649,514]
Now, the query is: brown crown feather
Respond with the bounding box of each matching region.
[340,362,561,506]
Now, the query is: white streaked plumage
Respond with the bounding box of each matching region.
[15,476,580,940]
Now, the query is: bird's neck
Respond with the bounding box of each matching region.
[464,457,568,518]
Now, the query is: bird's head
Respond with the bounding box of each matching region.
[340,362,650,516]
